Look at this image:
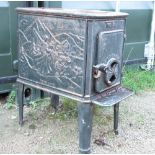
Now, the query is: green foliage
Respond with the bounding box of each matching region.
[29,98,50,110]
[122,68,155,94]
[62,97,77,113]
[48,97,77,120]
[28,97,78,120]
[6,90,16,109]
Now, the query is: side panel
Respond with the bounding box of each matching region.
[18,14,86,96]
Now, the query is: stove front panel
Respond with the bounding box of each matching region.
[94,30,124,93]
[18,14,86,96]
[85,19,126,96]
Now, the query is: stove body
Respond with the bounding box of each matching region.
[16,8,133,153]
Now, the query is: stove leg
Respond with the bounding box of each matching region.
[17,83,24,126]
[40,90,45,99]
[78,103,93,154]
[50,94,59,111]
[114,103,119,135]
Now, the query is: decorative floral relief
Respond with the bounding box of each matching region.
[18,15,86,94]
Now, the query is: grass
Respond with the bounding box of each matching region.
[27,97,78,120]
[48,97,78,120]
[122,67,155,94]
[5,90,16,109]
[30,98,50,109]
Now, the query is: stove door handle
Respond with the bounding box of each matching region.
[93,58,119,86]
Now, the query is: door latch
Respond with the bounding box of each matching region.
[93,58,119,86]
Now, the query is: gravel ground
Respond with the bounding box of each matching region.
[0,91,155,154]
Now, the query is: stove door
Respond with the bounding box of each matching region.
[93,30,124,93]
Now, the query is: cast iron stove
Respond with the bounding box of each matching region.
[16,8,133,153]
